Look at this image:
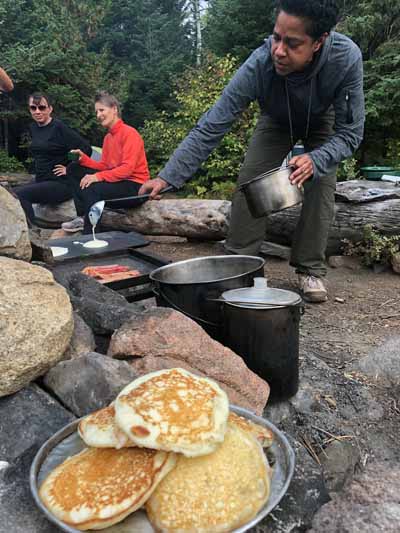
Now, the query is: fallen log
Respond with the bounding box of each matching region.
[29,181,400,254]
[102,199,231,241]
[266,181,400,255]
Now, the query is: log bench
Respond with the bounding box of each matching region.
[25,180,400,254]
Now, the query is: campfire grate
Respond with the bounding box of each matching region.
[48,247,169,302]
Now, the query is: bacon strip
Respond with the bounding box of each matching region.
[81,264,141,281]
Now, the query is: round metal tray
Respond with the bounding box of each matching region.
[30,405,295,532]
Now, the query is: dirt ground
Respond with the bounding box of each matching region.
[144,236,400,464]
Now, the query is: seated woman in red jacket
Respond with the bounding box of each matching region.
[62,91,150,233]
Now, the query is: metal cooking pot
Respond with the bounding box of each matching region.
[150,255,265,341]
[239,165,303,218]
[219,278,304,401]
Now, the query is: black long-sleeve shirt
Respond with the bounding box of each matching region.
[30,118,91,181]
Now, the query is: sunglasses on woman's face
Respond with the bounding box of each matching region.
[29,104,48,111]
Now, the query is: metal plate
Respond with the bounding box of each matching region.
[30,405,295,533]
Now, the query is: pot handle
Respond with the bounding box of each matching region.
[153,287,221,328]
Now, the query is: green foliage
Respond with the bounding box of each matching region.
[337,1,400,161]
[142,54,259,196]
[0,149,25,172]
[336,157,360,181]
[203,0,275,61]
[342,224,400,267]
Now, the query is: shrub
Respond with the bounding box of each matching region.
[336,157,360,181]
[0,150,25,173]
[342,224,400,267]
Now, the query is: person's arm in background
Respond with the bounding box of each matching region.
[139,46,266,197]
[0,67,13,92]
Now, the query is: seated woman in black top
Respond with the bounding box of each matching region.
[14,92,91,225]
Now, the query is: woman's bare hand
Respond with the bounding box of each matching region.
[80,174,99,189]
[53,164,66,176]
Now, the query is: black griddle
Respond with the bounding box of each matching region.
[48,231,149,261]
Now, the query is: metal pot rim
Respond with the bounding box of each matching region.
[149,255,265,285]
[239,165,293,190]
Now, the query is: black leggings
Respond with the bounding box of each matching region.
[13,177,72,224]
[66,162,146,233]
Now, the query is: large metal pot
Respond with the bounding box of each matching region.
[219,278,304,401]
[240,165,303,218]
[150,255,265,340]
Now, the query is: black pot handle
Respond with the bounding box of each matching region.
[153,287,221,328]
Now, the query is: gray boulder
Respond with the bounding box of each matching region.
[43,351,139,417]
[0,185,31,261]
[68,272,145,335]
[309,461,400,533]
[0,384,74,533]
[352,336,400,386]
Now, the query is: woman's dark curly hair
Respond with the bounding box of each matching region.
[277,0,339,39]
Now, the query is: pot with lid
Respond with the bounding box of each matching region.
[219,278,304,401]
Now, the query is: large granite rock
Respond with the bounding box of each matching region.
[0,257,74,396]
[108,307,270,415]
[309,462,400,533]
[43,351,139,417]
[0,384,74,533]
[0,185,31,261]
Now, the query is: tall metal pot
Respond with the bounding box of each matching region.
[219,279,304,401]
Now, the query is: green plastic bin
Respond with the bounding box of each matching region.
[360,166,400,181]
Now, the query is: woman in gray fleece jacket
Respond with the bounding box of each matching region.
[140,0,365,303]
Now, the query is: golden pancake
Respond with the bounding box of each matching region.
[229,412,274,448]
[146,424,271,532]
[39,447,176,531]
[114,368,229,457]
[78,404,135,449]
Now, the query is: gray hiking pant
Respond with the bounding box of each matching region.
[225,111,337,277]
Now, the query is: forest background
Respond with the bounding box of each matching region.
[0,0,400,198]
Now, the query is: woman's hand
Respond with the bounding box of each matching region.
[70,149,84,159]
[138,177,168,199]
[53,164,66,176]
[80,174,99,189]
[288,154,314,187]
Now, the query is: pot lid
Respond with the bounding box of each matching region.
[221,277,302,308]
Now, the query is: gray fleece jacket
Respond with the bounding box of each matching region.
[159,31,365,187]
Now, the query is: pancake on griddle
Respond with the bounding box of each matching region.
[146,424,271,532]
[39,447,176,531]
[114,368,229,457]
[78,404,135,449]
[229,412,274,448]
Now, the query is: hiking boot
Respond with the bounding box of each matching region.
[298,274,328,303]
[61,216,84,233]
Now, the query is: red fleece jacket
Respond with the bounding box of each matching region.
[79,119,150,184]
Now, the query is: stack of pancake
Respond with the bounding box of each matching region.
[39,367,273,532]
